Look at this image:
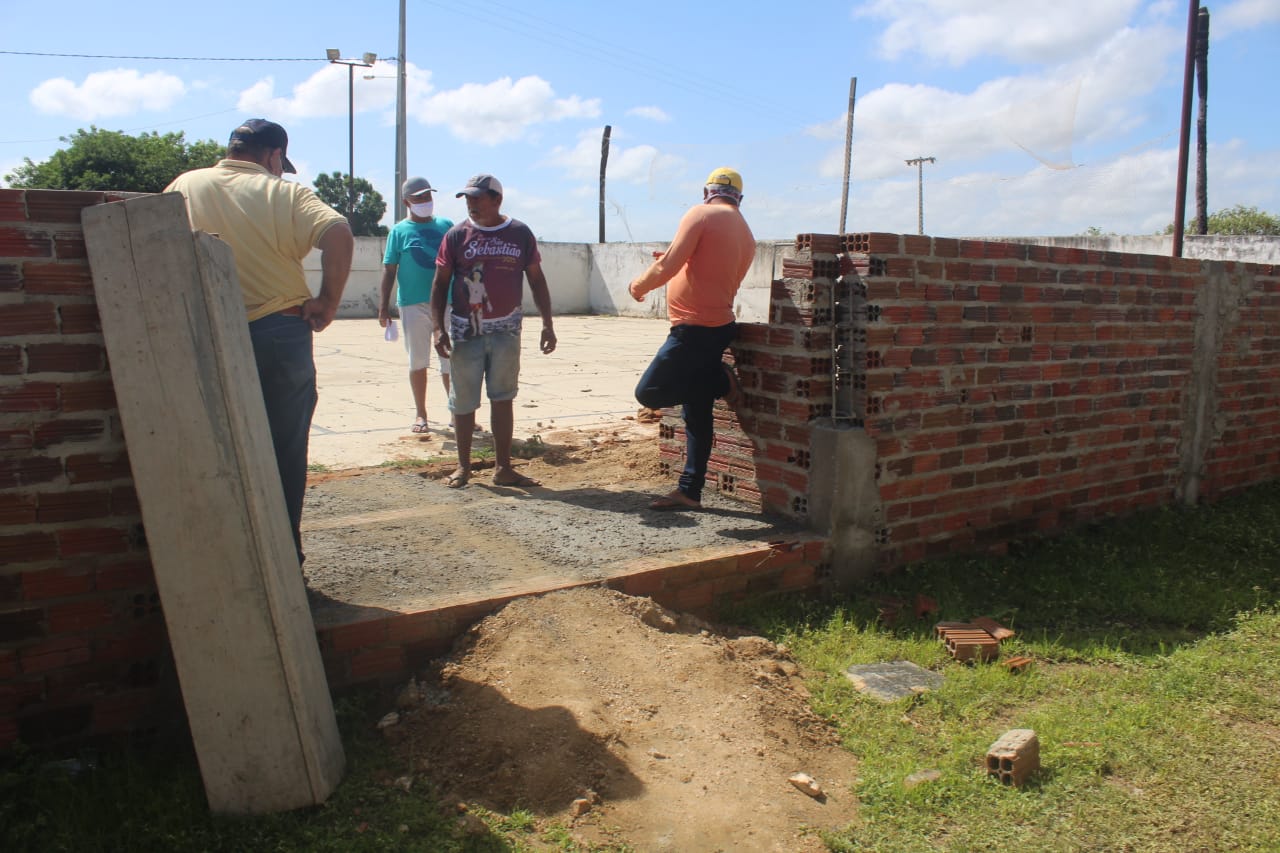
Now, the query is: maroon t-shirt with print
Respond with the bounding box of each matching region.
[435,217,540,341]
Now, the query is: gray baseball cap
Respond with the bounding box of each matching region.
[402,176,435,197]
[456,174,503,197]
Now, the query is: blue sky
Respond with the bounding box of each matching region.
[3,0,1278,242]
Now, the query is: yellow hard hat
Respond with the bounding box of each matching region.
[705,167,743,193]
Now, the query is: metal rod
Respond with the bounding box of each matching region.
[839,77,857,235]
[598,125,611,243]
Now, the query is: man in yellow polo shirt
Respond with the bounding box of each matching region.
[629,167,755,511]
[165,119,354,565]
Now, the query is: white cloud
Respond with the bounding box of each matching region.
[412,76,600,144]
[1214,0,1280,36]
[854,0,1144,65]
[808,21,1178,181]
[542,128,685,185]
[237,61,402,120]
[626,106,671,122]
[29,69,186,121]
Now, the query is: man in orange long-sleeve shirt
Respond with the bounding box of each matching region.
[629,167,755,510]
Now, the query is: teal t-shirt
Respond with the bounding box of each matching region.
[383,216,453,306]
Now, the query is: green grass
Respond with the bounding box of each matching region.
[736,480,1280,851]
[4,482,1279,851]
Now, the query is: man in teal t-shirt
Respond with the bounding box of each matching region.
[380,176,454,434]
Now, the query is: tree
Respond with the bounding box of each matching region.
[5,127,223,193]
[313,172,388,237]
[1164,205,1280,236]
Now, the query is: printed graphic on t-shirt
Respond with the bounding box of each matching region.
[441,219,539,341]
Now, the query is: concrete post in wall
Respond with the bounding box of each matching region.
[809,423,882,590]
[82,193,345,814]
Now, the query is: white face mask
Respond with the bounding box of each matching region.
[408,200,434,218]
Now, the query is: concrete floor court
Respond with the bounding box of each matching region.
[309,314,671,469]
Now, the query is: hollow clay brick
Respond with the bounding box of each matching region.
[986,728,1039,787]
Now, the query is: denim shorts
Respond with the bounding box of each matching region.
[447,331,521,415]
[399,302,449,374]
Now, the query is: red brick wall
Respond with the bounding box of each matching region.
[667,232,1279,569]
[0,189,174,749]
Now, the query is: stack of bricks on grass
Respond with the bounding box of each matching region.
[659,232,1280,570]
[935,622,1002,663]
[986,728,1040,787]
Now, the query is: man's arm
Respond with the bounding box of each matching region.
[429,262,453,358]
[526,262,557,355]
[303,221,354,333]
[628,211,700,301]
[378,264,398,328]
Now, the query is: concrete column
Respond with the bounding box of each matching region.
[809,422,882,590]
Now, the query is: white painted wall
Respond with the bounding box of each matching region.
[309,236,790,321]
[310,234,1279,320]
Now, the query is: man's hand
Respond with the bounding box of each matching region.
[303,295,340,332]
[628,280,646,303]
[377,305,391,328]
[433,327,452,359]
[540,326,557,355]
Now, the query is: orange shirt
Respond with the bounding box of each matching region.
[631,201,755,327]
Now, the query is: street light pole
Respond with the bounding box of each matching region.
[326,49,377,220]
[904,156,936,235]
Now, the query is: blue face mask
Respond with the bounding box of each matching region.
[408,200,434,218]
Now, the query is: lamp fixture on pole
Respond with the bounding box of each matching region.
[326,49,377,219]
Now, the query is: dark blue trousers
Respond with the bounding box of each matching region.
[634,322,737,502]
[248,313,317,566]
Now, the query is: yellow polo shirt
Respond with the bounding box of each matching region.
[165,159,347,321]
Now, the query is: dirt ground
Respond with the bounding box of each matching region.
[301,421,806,622]
[304,422,858,849]
[381,586,859,852]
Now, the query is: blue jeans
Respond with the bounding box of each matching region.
[635,322,737,502]
[248,313,316,565]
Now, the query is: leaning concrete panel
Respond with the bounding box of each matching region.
[82,193,344,814]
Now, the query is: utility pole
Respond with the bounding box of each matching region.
[1194,6,1210,236]
[904,156,936,235]
[394,0,407,221]
[1172,0,1198,257]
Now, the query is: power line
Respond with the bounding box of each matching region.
[0,50,324,62]
[0,50,399,63]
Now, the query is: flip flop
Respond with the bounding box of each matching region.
[648,491,702,511]
[493,472,542,488]
[445,471,469,488]
[411,418,429,434]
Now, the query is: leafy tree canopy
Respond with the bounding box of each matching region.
[313,172,388,237]
[1164,204,1280,236]
[4,127,224,193]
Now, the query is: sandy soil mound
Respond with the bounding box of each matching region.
[383,586,858,851]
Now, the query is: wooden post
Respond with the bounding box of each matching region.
[82,193,345,814]
[599,125,611,243]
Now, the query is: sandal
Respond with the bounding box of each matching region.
[721,363,743,407]
[445,471,469,488]
[411,418,429,434]
[648,490,702,511]
[493,471,541,488]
